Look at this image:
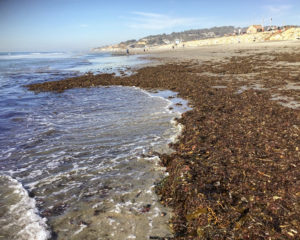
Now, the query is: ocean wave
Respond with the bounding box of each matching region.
[0,175,51,240]
[0,52,69,60]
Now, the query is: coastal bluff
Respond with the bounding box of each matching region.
[92,27,300,53]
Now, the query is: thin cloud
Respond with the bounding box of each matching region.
[264,4,292,15]
[127,11,205,30]
[79,24,89,28]
[132,11,165,18]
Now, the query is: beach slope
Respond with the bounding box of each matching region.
[27,41,300,239]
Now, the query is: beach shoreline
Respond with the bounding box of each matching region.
[93,27,300,57]
[27,41,300,239]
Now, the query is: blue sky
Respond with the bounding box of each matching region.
[0,0,299,51]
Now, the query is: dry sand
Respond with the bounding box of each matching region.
[141,40,300,62]
[143,40,300,109]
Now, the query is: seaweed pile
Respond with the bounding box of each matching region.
[27,51,300,239]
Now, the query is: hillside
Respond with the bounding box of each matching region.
[93,27,300,53]
[93,26,246,51]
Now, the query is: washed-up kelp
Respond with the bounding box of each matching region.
[27,51,300,239]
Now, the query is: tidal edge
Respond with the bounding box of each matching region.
[26,46,300,239]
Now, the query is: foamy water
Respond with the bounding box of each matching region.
[0,52,189,239]
[0,175,51,240]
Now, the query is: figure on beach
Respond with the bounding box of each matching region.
[126,49,129,55]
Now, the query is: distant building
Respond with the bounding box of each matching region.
[247,25,264,34]
[174,39,181,45]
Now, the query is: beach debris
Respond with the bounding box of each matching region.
[161,212,167,217]
[141,204,152,213]
[42,203,68,216]
[149,237,172,240]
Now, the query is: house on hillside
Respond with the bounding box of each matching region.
[174,39,181,45]
[247,25,264,34]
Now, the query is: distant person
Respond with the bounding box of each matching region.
[126,49,129,55]
[172,45,174,50]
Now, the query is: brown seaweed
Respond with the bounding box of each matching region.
[26,51,300,239]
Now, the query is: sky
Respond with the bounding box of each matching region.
[0,0,299,52]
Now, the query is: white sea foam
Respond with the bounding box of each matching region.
[66,55,147,73]
[73,223,87,236]
[0,175,51,240]
[0,52,69,60]
[127,234,137,239]
[169,119,184,143]
[0,84,190,239]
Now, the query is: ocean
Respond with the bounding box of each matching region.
[0,52,189,239]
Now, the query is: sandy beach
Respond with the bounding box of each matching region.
[137,39,300,62]
[27,40,300,239]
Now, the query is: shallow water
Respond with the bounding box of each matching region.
[0,52,189,239]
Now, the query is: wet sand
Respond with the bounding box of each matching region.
[27,41,300,239]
